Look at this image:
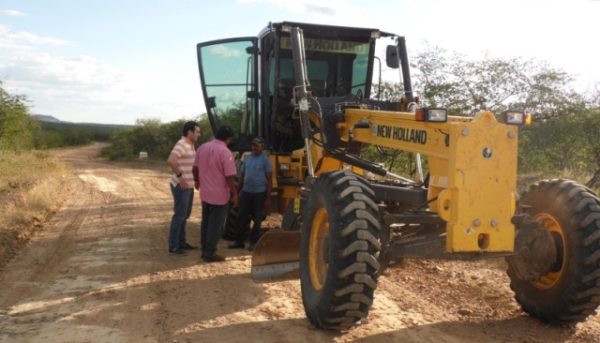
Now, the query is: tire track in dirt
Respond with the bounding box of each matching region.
[0,176,114,341]
[0,145,169,342]
[108,165,177,343]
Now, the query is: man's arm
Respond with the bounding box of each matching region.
[192,166,200,190]
[222,150,239,207]
[264,171,273,211]
[264,157,273,210]
[192,148,202,190]
[237,172,245,192]
[167,152,180,174]
[168,151,191,188]
[226,176,239,208]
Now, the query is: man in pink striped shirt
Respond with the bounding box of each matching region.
[193,125,238,262]
[167,121,200,255]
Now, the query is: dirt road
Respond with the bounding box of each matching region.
[0,143,599,342]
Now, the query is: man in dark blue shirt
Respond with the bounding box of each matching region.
[229,137,272,250]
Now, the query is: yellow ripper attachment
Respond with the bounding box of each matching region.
[251,230,301,280]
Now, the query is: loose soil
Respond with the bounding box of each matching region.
[0,143,598,342]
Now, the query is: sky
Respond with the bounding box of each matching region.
[0,0,599,124]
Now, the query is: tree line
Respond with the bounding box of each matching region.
[372,46,600,188]
[3,46,598,189]
[104,47,599,188]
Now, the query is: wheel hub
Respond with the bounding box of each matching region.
[508,214,560,284]
[309,207,330,291]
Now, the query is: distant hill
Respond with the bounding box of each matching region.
[30,114,132,130]
[31,114,61,123]
[38,121,132,131]
[28,114,132,148]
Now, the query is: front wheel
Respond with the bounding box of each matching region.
[300,170,381,330]
[507,179,600,323]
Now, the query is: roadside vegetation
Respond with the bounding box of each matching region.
[0,151,70,265]
[101,117,212,160]
[36,121,125,149]
[0,82,72,266]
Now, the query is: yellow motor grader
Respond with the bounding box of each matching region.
[196,22,600,330]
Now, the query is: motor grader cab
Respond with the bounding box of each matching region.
[196,22,600,330]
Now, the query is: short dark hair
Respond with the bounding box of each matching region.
[182,121,198,136]
[215,125,234,141]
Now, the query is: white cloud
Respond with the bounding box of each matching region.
[0,25,70,47]
[209,45,242,58]
[2,1,599,125]
[2,54,201,124]
[11,31,71,47]
[236,0,343,17]
[1,9,25,17]
[236,0,600,91]
[0,25,201,124]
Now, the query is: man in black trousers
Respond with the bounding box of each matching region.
[229,137,272,251]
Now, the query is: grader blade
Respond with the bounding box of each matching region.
[251,230,300,281]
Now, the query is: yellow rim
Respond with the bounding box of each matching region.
[531,213,566,290]
[309,207,330,291]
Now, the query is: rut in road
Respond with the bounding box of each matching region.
[0,144,598,342]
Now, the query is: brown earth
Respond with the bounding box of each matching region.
[0,143,599,342]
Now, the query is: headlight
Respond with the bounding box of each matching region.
[502,110,525,125]
[415,108,448,122]
[501,110,532,126]
[279,163,290,171]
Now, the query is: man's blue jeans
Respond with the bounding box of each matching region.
[169,184,194,252]
[200,201,229,258]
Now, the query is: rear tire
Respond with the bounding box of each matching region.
[300,170,381,330]
[507,179,600,324]
[282,199,301,231]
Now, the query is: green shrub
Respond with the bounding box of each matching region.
[0,83,38,151]
[519,110,600,177]
[103,116,212,160]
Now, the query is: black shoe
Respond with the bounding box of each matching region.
[247,242,256,252]
[203,254,226,263]
[228,242,245,249]
[182,243,197,250]
[169,249,186,255]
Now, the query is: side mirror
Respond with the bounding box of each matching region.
[386,45,399,69]
[206,96,216,109]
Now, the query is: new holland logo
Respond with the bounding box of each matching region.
[371,124,427,145]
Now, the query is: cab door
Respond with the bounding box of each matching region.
[197,37,258,150]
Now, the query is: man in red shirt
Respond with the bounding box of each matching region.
[167,121,200,255]
[193,125,239,262]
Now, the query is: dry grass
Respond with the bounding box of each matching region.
[518,170,599,194]
[0,151,65,191]
[0,150,72,268]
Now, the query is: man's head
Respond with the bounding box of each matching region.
[251,137,265,155]
[215,125,234,143]
[182,121,200,142]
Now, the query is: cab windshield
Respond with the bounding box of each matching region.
[272,36,370,98]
